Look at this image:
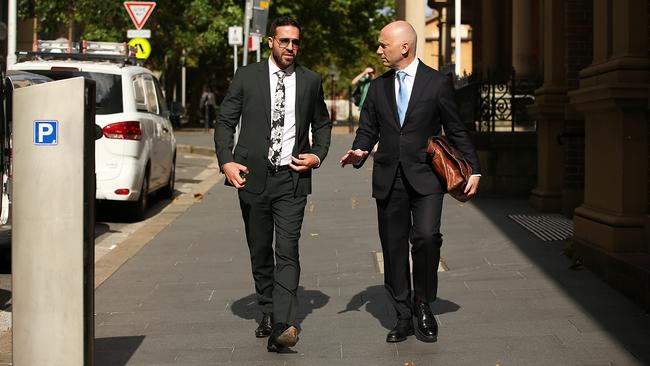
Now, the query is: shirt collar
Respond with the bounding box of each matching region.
[268,57,295,76]
[397,58,419,77]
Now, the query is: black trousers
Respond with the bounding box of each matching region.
[376,166,444,320]
[238,169,307,325]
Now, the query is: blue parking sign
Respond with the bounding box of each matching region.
[33,120,58,145]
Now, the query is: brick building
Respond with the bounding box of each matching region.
[397,0,649,310]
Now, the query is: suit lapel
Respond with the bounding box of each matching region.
[382,70,400,129]
[257,61,272,129]
[294,64,305,145]
[403,61,431,127]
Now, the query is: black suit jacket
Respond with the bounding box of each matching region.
[352,61,480,200]
[215,61,332,196]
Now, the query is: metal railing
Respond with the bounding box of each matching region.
[454,69,540,132]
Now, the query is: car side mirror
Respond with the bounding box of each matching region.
[95,124,103,140]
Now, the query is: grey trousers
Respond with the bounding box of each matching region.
[238,169,306,325]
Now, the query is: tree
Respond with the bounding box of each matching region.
[17,0,394,122]
[267,0,394,96]
[19,0,243,118]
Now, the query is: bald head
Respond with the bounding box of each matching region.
[376,21,418,70]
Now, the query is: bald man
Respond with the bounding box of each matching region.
[341,21,481,343]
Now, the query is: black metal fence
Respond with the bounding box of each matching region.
[454,69,541,133]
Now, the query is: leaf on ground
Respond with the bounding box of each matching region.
[193,192,204,200]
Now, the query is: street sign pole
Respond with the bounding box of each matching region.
[228,26,243,75]
[234,45,238,75]
[7,0,17,68]
[243,0,253,66]
[182,49,186,108]
[250,1,269,65]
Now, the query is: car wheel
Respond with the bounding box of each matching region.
[160,155,176,199]
[132,170,149,221]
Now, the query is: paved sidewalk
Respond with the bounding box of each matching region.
[95,133,650,365]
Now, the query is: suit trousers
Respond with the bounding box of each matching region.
[238,169,307,325]
[376,165,444,319]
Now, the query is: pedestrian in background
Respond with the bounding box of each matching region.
[340,21,481,344]
[350,66,375,109]
[200,85,216,128]
[214,16,331,352]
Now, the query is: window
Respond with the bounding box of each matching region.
[30,70,123,115]
[132,76,147,112]
[143,77,159,114]
[153,78,168,115]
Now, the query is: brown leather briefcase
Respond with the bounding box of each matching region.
[426,136,473,202]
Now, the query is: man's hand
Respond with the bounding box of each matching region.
[340,149,369,167]
[289,154,319,172]
[222,162,249,189]
[463,175,481,198]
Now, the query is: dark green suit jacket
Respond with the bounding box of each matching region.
[214,60,332,196]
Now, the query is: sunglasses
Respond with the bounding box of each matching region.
[274,37,301,48]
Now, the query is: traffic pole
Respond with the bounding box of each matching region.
[7,0,17,67]
[242,0,253,66]
[233,45,238,75]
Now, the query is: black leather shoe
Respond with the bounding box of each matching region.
[386,318,414,343]
[255,313,273,338]
[267,323,299,352]
[413,302,438,343]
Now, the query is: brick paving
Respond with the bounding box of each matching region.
[95,133,650,365]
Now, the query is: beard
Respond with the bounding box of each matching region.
[272,51,295,69]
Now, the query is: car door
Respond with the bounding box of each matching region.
[141,74,166,188]
[152,78,173,185]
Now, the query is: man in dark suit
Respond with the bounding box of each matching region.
[341,21,481,343]
[215,16,331,352]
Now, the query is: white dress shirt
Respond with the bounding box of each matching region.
[268,58,296,166]
[394,58,419,106]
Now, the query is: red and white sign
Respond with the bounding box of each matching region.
[123,2,156,30]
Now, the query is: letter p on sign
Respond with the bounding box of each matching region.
[34,120,58,145]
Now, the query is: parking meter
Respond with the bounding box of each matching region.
[11,77,96,366]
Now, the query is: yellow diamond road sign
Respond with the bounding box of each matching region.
[129,38,151,59]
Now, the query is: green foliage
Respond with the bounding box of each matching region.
[17,0,394,118]
[268,0,394,95]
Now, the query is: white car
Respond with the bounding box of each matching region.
[10,46,177,220]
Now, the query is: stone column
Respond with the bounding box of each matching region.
[528,0,567,211]
[396,0,426,61]
[569,0,649,253]
[512,0,534,78]
[481,0,500,75]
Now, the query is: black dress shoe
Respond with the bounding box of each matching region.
[255,313,272,338]
[413,302,438,343]
[386,318,414,343]
[267,323,299,352]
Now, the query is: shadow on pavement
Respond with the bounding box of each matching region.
[339,285,460,330]
[95,194,172,224]
[230,286,330,327]
[94,336,145,366]
[470,197,650,363]
[0,288,10,311]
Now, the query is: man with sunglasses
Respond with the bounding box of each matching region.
[215,16,331,352]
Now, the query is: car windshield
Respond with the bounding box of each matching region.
[25,70,122,115]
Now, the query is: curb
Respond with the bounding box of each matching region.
[177,144,216,158]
